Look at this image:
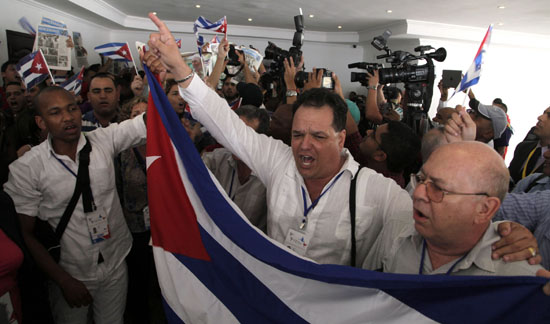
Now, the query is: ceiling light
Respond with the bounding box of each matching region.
[386,10,393,13]
[309,14,315,18]
[497,5,506,9]
[498,22,504,26]
[248,18,253,21]
[337,25,342,29]
[195,4,201,8]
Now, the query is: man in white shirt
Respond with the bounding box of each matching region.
[4,86,146,324]
[144,14,412,266]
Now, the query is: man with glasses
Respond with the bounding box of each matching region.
[364,141,543,276]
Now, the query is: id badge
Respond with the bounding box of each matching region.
[143,206,150,230]
[284,228,310,256]
[85,207,111,244]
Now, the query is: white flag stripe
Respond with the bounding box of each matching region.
[153,249,239,323]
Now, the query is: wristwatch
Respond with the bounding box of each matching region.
[366,85,377,91]
[286,89,298,97]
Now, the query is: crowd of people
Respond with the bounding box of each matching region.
[1,12,549,324]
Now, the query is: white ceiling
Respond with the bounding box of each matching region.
[34,0,550,36]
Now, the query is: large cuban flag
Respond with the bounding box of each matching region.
[143,65,550,324]
[451,25,493,98]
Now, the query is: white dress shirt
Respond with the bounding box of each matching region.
[181,76,412,266]
[202,148,267,232]
[4,115,147,281]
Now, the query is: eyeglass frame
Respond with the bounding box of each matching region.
[410,173,489,203]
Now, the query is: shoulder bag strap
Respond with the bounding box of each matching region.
[54,138,92,238]
[524,174,548,193]
[349,166,363,267]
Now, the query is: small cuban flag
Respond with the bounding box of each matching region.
[94,42,134,62]
[16,49,52,89]
[60,66,85,96]
[451,25,493,98]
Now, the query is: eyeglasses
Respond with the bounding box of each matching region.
[410,173,489,203]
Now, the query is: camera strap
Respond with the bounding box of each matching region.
[349,166,363,267]
[54,137,93,239]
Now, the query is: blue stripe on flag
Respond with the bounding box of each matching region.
[161,297,185,324]
[173,227,308,323]
[94,42,126,50]
[144,65,550,324]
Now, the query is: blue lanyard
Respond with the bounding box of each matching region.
[53,154,77,178]
[227,168,236,200]
[300,171,345,230]
[419,240,468,275]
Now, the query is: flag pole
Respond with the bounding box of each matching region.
[40,49,56,85]
[127,42,139,76]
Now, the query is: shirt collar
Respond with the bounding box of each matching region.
[47,133,86,160]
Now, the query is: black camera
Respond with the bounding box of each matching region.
[294,68,334,89]
[349,63,383,83]
[349,30,447,135]
[264,14,304,77]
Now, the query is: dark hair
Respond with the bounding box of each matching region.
[33,86,75,116]
[89,72,116,87]
[235,105,270,135]
[164,79,178,95]
[379,121,421,173]
[292,88,347,132]
[5,82,22,88]
[1,60,18,73]
[383,86,402,101]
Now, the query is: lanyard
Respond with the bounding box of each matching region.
[227,168,236,200]
[419,240,468,275]
[300,171,345,230]
[53,154,77,178]
[521,147,539,179]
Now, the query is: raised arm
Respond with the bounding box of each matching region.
[364,70,383,124]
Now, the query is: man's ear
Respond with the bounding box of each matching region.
[35,115,47,132]
[372,149,387,163]
[474,197,500,224]
[338,129,346,149]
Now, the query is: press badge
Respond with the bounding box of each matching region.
[85,208,111,244]
[284,229,310,256]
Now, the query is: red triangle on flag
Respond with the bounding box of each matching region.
[115,43,133,61]
[29,51,49,75]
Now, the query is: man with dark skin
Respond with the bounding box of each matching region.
[4,86,147,323]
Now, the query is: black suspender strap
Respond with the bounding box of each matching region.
[349,166,363,267]
[54,138,93,239]
[524,174,548,193]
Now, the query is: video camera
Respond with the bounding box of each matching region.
[348,30,447,134]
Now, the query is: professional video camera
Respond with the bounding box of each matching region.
[348,30,447,135]
[264,14,304,78]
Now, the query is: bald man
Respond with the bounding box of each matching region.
[365,142,543,276]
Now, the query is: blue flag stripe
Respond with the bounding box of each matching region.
[173,227,308,323]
